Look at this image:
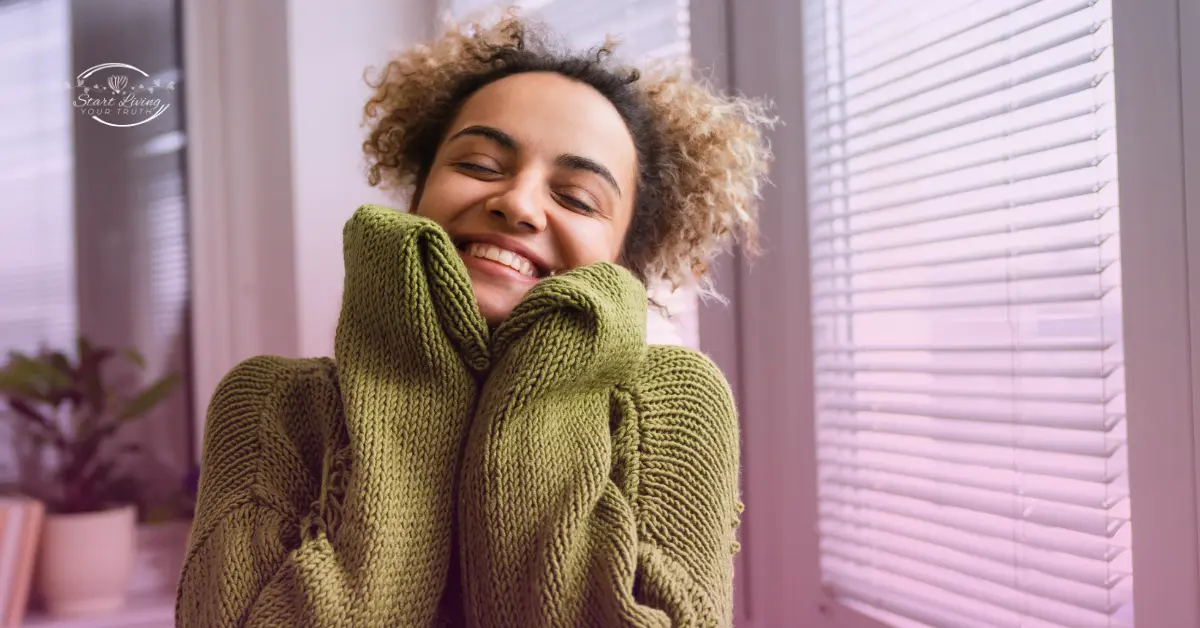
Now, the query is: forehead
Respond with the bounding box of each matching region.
[449,72,637,173]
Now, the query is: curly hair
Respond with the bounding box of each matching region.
[361,9,774,294]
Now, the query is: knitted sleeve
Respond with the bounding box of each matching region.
[620,345,742,626]
[178,206,490,626]
[177,352,469,627]
[176,355,353,627]
[457,263,741,627]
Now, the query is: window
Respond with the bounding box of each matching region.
[441,0,698,347]
[0,0,193,490]
[801,0,1132,625]
[0,0,76,359]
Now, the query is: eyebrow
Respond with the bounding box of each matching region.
[448,124,623,197]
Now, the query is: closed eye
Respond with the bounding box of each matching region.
[453,162,500,175]
[554,191,597,215]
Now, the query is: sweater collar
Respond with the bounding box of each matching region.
[337,205,647,375]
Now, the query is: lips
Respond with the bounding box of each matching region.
[452,234,552,278]
[462,242,539,278]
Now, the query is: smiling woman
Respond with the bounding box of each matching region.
[362,12,774,305]
[416,72,639,323]
[177,10,774,628]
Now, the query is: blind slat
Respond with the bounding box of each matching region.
[811,259,1108,295]
[811,58,1107,154]
[810,73,1106,167]
[821,470,1124,536]
[822,485,1127,560]
[819,415,1122,458]
[819,452,1122,509]
[850,0,1100,101]
[811,153,1109,218]
[820,398,1122,432]
[837,0,1048,83]
[822,542,1116,625]
[811,232,1111,277]
[815,339,1114,352]
[821,46,1104,149]
[813,286,1111,315]
[811,205,1109,255]
[809,13,1102,133]
[815,380,1121,406]
[827,571,1019,628]
[811,183,1109,239]
[810,96,1106,185]
[812,125,1109,202]
[818,429,1125,483]
[815,360,1120,378]
[820,501,1127,586]
[822,524,1123,612]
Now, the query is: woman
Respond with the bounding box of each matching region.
[177,12,771,628]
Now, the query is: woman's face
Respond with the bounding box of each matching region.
[414,71,638,325]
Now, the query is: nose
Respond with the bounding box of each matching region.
[485,176,547,232]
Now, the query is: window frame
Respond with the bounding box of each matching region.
[1116,0,1200,625]
[693,0,1200,625]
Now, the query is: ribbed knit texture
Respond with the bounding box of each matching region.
[177,205,742,627]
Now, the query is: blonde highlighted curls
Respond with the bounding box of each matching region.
[361,9,775,294]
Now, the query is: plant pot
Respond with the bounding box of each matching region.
[36,504,137,618]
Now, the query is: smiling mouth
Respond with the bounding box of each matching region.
[457,241,545,278]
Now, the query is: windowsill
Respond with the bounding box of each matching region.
[22,592,174,628]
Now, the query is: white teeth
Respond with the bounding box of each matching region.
[465,242,538,278]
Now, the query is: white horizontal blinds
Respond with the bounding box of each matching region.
[0,0,76,358]
[802,0,1132,626]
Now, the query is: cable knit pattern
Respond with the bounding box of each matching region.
[177,205,742,627]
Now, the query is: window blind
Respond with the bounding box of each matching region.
[0,0,76,359]
[801,0,1132,626]
[441,0,697,347]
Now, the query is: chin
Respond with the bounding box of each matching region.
[478,304,512,326]
[472,286,523,326]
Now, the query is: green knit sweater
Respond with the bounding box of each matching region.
[176,205,742,627]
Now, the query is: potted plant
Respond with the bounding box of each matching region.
[0,337,179,618]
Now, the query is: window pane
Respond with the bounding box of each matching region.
[0,0,192,514]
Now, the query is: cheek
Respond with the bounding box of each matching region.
[558,220,627,267]
[413,171,467,224]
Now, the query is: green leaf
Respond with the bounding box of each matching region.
[36,357,72,390]
[0,368,41,399]
[6,399,69,449]
[123,349,146,369]
[77,336,93,360]
[117,374,180,422]
[1,355,44,389]
[0,353,72,400]
[77,354,109,415]
[48,352,73,378]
